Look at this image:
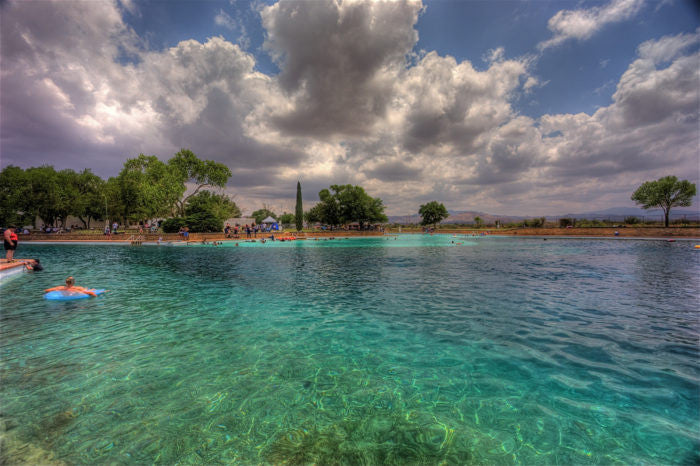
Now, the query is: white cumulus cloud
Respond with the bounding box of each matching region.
[538,0,645,51]
[1,0,697,215]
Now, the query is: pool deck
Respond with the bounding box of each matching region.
[0,259,39,281]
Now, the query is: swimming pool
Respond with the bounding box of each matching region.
[1,236,698,463]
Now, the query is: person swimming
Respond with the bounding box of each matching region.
[45,276,99,297]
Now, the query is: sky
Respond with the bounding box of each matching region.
[1,0,698,216]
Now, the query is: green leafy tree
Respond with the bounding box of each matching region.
[185,191,241,222]
[117,154,183,223]
[419,201,449,228]
[162,217,187,233]
[305,204,323,224]
[317,188,343,226]
[279,212,295,225]
[0,166,30,227]
[72,169,106,228]
[186,211,222,233]
[169,149,232,216]
[631,176,696,227]
[252,208,278,224]
[25,166,65,227]
[315,184,387,228]
[104,177,125,224]
[474,216,483,227]
[295,181,304,231]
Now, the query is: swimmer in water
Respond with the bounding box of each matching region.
[45,276,98,297]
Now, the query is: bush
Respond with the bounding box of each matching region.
[624,216,640,224]
[162,217,187,233]
[559,218,574,228]
[671,218,690,225]
[185,211,222,233]
[524,217,546,228]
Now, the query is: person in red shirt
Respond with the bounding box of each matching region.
[3,225,18,262]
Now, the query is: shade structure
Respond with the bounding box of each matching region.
[261,216,277,224]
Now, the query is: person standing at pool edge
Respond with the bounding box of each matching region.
[3,225,18,262]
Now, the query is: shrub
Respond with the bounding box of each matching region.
[624,216,640,224]
[162,217,187,233]
[524,217,546,228]
[559,218,574,228]
[185,211,222,233]
[671,218,690,225]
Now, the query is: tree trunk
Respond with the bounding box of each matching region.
[664,208,669,227]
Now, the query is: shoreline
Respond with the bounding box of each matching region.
[16,233,700,245]
[11,227,700,245]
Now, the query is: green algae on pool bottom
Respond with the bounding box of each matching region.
[1,237,698,464]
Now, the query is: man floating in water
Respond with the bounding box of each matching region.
[45,276,99,297]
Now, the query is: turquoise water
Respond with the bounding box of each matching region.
[1,235,698,464]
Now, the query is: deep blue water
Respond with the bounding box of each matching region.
[1,235,698,464]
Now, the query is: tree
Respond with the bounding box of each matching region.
[317,188,343,226]
[185,191,241,222]
[305,204,323,224]
[116,155,183,223]
[0,166,30,227]
[186,211,222,233]
[25,166,64,227]
[419,201,449,228]
[252,208,277,224]
[169,149,232,216]
[474,216,483,227]
[162,217,188,233]
[631,176,696,227]
[295,181,304,231]
[314,184,387,228]
[72,169,106,228]
[279,212,295,225]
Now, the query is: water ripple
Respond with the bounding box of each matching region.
[0,237,698,464]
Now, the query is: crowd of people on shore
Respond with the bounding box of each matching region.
[223,223,278,239]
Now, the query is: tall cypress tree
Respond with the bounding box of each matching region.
[295,181,303,231]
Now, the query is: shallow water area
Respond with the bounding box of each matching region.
[1,235,698,464]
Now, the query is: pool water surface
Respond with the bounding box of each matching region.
[1,235,698,464]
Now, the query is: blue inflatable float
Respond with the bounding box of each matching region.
[44,289,106,301]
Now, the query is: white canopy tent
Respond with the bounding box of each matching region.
[261,216,281,231]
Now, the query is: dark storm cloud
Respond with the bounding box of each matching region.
[365,160,423,182]
[156,84,306,172]
[0,69,128,176]
[261,0,421,137]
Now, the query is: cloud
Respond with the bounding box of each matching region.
[364,159,424,182]
[0,0,697,216]
[636,28,700,63]
[118,0,139,16]
[260,0,422,137]
[215,9,237,30]
[394,52,528,154]
[538,0,644,51]
[214,7,250,49]
[538,32,699,184]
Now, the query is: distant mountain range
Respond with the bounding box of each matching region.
[387,207,700,224]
